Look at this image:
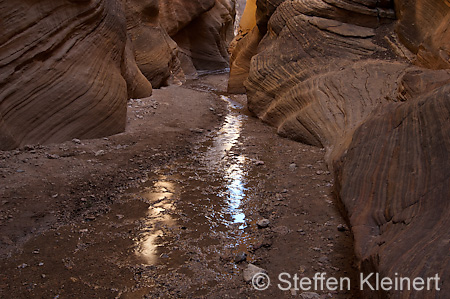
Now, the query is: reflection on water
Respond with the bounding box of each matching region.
[224,155,247,227]
[205,95,248,229]
[137,94,252,264]
[137,176,177,264]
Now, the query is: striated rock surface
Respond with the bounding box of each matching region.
[229,0,450,297]
[124,0,181,88]
[395,0,450,69]
[334,77,450,298]
[158,0,216,36]
[127,0,236,81]
[228,27,263,93]
[172,0,235,75]
[227,0,262,93]
[0,0,152,150]
[0,0,236,149]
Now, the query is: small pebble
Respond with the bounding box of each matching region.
[300,292,320,299]
[191,128,204,134]
[94,150,105,157]
[337,224,348,232]
[234,252,247,263]
[257,219,270,228]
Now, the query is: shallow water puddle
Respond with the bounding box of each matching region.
[133,94,258,268]
[0,74,359,298]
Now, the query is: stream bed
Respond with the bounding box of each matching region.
[0,74,357,298]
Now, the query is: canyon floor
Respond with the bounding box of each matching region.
[0,74,358,298]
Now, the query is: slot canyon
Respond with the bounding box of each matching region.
[0,0,449,298]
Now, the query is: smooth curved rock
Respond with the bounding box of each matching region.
[229,0,450,297]
[124,0,181,88]
[0,0,236,149]
[173,0,235,73]
[158,0,216,36]
[227,0,261,93]
[228,27,263,93]
[0,0,152,150]
[334,78,450,298]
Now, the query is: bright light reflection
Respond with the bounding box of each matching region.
[137,95,250,264]
[208,96,248,228]
[138,176,177,264]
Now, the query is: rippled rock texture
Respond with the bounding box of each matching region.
[0,0,152,150]
[171,0,235,77]
[0,0,236,149]
[230,0,450,297]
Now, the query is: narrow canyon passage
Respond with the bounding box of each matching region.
[1,0,449,298]
[0,74,357,298]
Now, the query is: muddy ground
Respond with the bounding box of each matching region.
[0,74,358,298]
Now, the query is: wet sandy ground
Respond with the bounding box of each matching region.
[0,74,358,298]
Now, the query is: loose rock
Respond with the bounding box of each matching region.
[300,292,320,299]
[337,224,348,232]
[191,128,204,134]
[243,264,267,283]
[257,219,270,228]
[94,150,105,157]
[234,252,247,263]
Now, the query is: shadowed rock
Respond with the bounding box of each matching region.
[173,0,235,75]
[229,0,450,297]
[0,0,236,149]
[0,0,152,150]
[124,0,181,88]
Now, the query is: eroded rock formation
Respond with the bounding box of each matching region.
[230,0,450,297]
[172,0,236,76]
[124,0,181,88]
[0,0,236,149]
[0,0,152,150]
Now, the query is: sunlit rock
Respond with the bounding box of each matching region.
[229,0,450,297]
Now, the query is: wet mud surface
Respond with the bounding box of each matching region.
[0,74,358,298]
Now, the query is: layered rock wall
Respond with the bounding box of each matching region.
[172,0,236,76]
[0,0,236,149]
[227,0,261,93]
[0,0,152,150]
[395,0,450,69]
[124,0,181,88]
[229,0,450,297]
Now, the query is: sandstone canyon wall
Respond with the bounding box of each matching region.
[0,0,236,150]
[229,0,450,297]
